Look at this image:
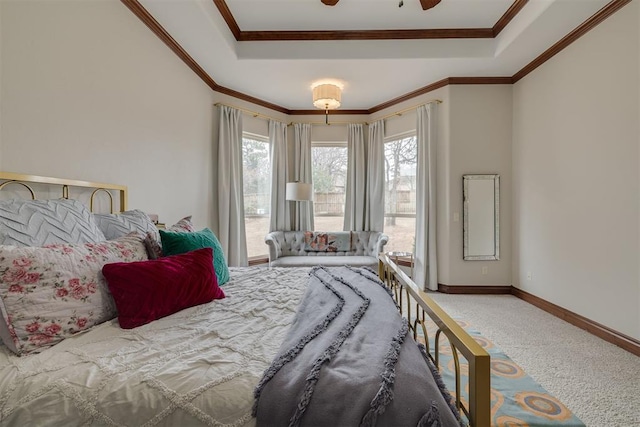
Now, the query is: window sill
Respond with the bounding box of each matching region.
[248,256,269,266]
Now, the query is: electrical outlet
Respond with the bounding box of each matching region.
[527,272,533,280]
[453,212,459,222]
[481,266,488,275]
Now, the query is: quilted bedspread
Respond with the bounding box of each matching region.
[0,267,309,426]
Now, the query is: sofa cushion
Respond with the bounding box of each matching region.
[270,256,377,268]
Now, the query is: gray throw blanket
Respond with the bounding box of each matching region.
[254,266,462,427]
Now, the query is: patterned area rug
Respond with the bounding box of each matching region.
[418,319,585,427]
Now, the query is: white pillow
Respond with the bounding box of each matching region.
[0,234,148,355]
[0,199,106,246]
[93,209,159,241]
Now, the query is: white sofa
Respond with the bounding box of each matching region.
[265,231,388,268]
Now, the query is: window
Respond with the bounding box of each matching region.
[312,143,347,231]
[384,134,417,253]
[242,134,270,258]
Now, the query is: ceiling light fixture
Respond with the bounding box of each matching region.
[312,83,342,125]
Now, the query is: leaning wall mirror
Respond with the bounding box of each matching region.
[463,174,500,261]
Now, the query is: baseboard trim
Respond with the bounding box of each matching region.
[436,283,640,356]
[511,287,640,357]
[437,284,512,294]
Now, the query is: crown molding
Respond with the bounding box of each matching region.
[512,0,631,83]
[122,0,630,116]
[492,0,529,37]
[213,0,526,42]
[120,0,219,93]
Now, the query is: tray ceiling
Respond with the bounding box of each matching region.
[132,0,616,111]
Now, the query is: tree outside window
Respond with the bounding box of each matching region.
[312,144,347,231]
[384,135,417,253]
[242,135,270,258]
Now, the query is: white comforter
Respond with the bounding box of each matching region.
[0,267,310,426]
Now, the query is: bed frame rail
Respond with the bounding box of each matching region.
[0,171,128,213]
[378,253,490,427]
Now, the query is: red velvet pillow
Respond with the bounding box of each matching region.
[102,247,224,329]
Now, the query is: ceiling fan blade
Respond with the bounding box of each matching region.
[321,0,340,5]
[419,0,441,10]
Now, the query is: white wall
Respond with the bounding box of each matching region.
[6,0,636,338]
[446,85,512,286]
[512,1,640,339]
[636,1,640,335]
[0,1,3,167]
[0,0,216,227]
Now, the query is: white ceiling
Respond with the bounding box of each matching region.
[136,0,611,110]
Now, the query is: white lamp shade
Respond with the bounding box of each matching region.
[312,84,341,110]
[286,182,313,201]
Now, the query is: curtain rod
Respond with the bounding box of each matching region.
[287,120,368,127]
[288,98,442,126]
[371,98,442,123]
[215,98,442,126]
[213,102,285,124]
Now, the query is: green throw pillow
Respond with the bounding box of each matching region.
[159,228,230,285]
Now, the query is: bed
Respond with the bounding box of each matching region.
[0,172,490,427]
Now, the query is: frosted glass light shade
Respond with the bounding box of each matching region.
[312,84,341,110]
[286,182,313,201]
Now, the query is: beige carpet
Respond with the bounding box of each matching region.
[426,293,640,427]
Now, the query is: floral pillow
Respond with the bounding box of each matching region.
[304,231,352,252]
[0,234,148,355]
[168,216,196,233]
[144,216,196,260]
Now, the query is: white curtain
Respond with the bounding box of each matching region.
[344,124,366,231]
[269,120,290,231]
[414,103,438,290]
[217,105,248,266]
[344,121,385,231]
[293,123,314,231]
[365,120,385,232]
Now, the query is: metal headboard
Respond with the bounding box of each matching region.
[0,171,128,213]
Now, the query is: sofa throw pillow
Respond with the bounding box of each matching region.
[102,247,224,329]
[304,231,352,252]
[0,234,148,355]
[159,228,229,285]
[0,199,106,247]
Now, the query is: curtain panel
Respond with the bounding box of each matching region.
[293,123,314,231]
[344,121,385,232]
[366,120,385,232]
[217,105,248,266]
[344,124,366,231]
[414,104,438,290]
[269,120,290,232]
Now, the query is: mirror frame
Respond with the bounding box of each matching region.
[463,174,500,261]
